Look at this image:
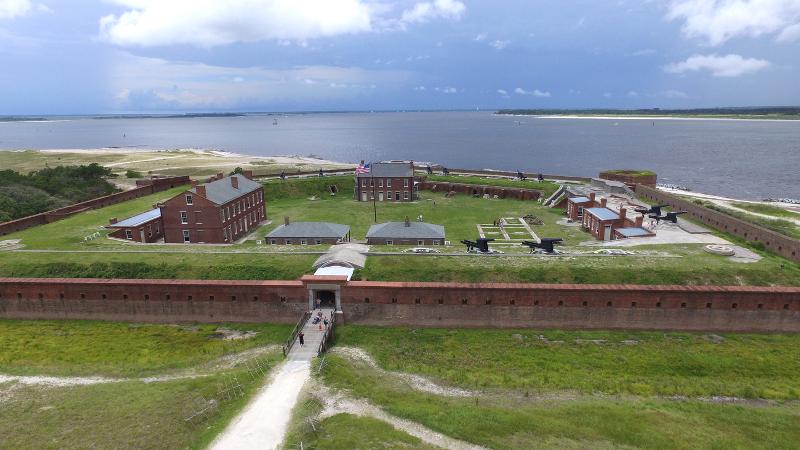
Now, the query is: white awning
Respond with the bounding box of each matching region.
[313,266,354,280]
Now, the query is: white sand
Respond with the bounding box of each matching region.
[519,115,800,123]
[210,360,310,450]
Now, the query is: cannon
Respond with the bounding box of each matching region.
[522,238,563,254]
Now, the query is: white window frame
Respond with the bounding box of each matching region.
[387,179,392,188]
[270,239,276,245]
[362,179,367,187]
[182,230,190,243]
[125,230,133,240]
[386,240,393,245]
[300,240,307,245]
[418,240,424,245]
[404,179,409,188]
[185,194,193,205]
[180,211,188,224]
[379,179,383,187]
[404,191,409,200]
[286,239,293,245]
[316,239,322,245]
[432,240,440,245]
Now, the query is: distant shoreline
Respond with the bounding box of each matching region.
[500,114,800,123]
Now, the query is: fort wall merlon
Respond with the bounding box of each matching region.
[1,277,799,332]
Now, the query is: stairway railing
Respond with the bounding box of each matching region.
[282,311,311,357]
[317,313,337,356]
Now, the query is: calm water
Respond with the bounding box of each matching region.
[1,111,798,200]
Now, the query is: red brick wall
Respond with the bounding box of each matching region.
[356,177,414,201]
[2,278,798,331]
[0,176,189,237]
[420,181,543,200]
[635,185,800,261]
[108,217,164,243]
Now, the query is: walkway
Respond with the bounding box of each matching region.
[210,308,334,450]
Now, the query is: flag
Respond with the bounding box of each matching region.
[356,161,371,174]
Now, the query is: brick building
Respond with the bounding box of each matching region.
[366,219,445,245]
[160,172,266,244]
[355,162,417,202]
[566,194,595,221]
[266,218,350,245]
[106,209,163,243]
[567,194,652,241]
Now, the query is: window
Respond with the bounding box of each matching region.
[180,211,188,224]
[223,228,228,241]
[403,178,409,188]
[125,230,133,240]
[233,223,238,234]
[395,191,401,201]
[221,210,225,223]
[226,206,230,219]
[369,178,374,187]
[186,194,193,205]
[147,225,152,237]
[300,240,307,245]
[156,224,160,233]
[286,240,292,244]
[182,230,190,243]
[362,179,367,187]
[418,240,424,245]
[403,191,409,200]
[316,239,322,245]
[432,240,439,245]
[386,240,393,245]
[246,197,250,208]
[379,179,383,187]
[270,239,276,245]
[386,179,392,187]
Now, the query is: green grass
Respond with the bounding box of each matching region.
[335,326,800,399]
[0,362,280,450]
[731,202,800,219]
[425,174,562,197]
[0,319,291,376]
[601,169,656,177]
[697,201,800,240]
[320,353,800,449]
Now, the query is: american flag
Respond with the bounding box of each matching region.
[355,161,371,174]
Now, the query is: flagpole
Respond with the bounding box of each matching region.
[371,167,377,223]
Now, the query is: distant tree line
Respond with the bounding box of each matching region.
[496,107,800,117]
[0,163,119,222]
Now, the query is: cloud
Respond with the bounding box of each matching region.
[489,39,510,50]
[401,0,465,24]
[667,0,800,45]
[664,53,770,77]
[655,89,689,99]
[627,90,639,97]
[0,0,47,19]
[413,85,426,91]
[108,52,411,109]
[473,32,487,41]
[496,89,509,97]
[629,48,657,57]
[434,86,458,94]
[514,87,551,97]
[100,0,465,47]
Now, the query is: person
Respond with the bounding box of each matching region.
[319,168,324,177]
[298,332,305,346]
[323,318,329,328]
[315,298,321,310]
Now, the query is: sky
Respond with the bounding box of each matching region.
[0,0,799,114]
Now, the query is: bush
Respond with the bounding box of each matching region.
[125,169,143,179]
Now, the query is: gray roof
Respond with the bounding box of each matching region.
[357,162,413,178]
[585,207,620,221]
[190,174,261,205]
[617,227,652,237]
[366,221,445,239]
[110,208,161,228]
[267,222,350,239]
[313,248,366,269]
[568,196,592,203]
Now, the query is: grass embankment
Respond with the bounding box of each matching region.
[731,202,800,219]
[0,318,288,449]
[699,201,800,240]
[0,319,291,376]
[335,326,800,398]
[425,174,562,197]
[283,395,436,450]
[316,326,800,448]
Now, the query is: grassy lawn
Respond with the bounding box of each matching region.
[319,351,800,449]
[334,326,800,399]
[424,174,562,197]
[0,319,291,376]
[731,202,800,219]
[0,363,280,450]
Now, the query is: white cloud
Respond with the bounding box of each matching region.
[401,0,465,24]
[514,87,551,97]
[667,0,800,45]
[655,89,689,99]
[100,0,465,47]
[496,89,508,96]
[413,85,426,91]
[664,53,770,77]
[627,90,639,97]
[434,86,458,94]
[489,39,510,50]
[474,32,487,41]
[0,0,48,19]
[108,52,411,109]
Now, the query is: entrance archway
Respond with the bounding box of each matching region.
[317,290,336,308]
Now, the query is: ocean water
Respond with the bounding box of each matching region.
[1,111,798,200]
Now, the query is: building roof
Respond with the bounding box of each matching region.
[109,208,161,228]
[190,174,261,205]
[357,162,413,178]
[267,222,350,239]
[616,227,653,237]
[366,221,445,239]
[313,248,367,269]
[568,196,592,203]
[585,207,620,221]
[314,266,354,280]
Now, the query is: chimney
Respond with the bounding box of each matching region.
[589,192,596,202]
[231,176,239,189]
[196,185,206,197]
[619,207,627,222]
[284,216,290,226]
[217,172,224,180]
[191,180,198,187]
[109,217,118,225]
[600,198,607,208]
[635,216,643,227]
[243,170,254,180]
[404,216,410,227]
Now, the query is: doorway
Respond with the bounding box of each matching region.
[317,290,336,308]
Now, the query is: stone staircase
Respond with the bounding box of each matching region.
[287,307,335,361]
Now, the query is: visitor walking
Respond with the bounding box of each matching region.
[298,332,305,346]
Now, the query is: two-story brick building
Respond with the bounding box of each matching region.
[160,172,266,244]
[355,161,417,202]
